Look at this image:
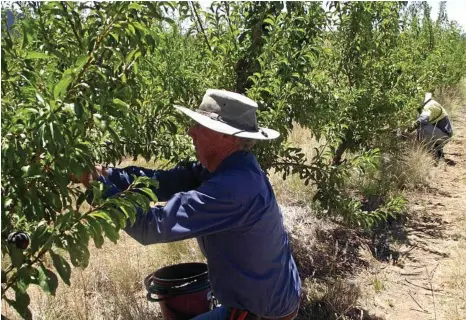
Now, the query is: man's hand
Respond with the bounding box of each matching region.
[71,165,108,188]
[405,120,420,134]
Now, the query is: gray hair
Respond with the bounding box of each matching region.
[237,137,256,151]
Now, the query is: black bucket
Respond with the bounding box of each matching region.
[144,262,211,320]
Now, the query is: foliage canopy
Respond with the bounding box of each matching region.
[2,1,466,317]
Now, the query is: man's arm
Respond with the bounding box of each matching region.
[417,110,431,125]
[123,179,247,244]
[406,109,431,133]
[91,161,207,202]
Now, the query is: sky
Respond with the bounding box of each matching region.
[197,0,466,33]
[427,0,466,32]
[3,1,465,33]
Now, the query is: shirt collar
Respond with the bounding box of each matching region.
[213,151,254,174]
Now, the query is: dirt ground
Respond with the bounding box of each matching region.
[357,110,466,320]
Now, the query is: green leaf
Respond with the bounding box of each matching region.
[99,219,119,244]
[91,183,103,205]
[108,207,127,229]
[113,98,130,110]
[6,289,32,320]
[119,202,137,225]
[55,211,74,231]
[54,74,73,100]
[263,17,275,26]
[50,251,71,285]
[127,23,136,36]
[25,51,50,59]
[10,246,25,268]
[90,210,112,221]
[138,187,158,202]
[128,2,143,10]
[30,222,51,253]
[125,48,139,64]
[45,191,62,212]
[17,278,29,293]
[129,192,150,212]
[76,222,90,246]
[21,19,34,49]
[85,216,105,248]
[75,55,88,69]
[38,264,59,295]
[132,21,148,34]
[68,240,90,268]
[110,32,120,42]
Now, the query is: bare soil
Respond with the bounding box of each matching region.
[357,111,466,320]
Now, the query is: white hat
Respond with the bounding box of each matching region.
[424,92,433,104]
[174,89,280,140]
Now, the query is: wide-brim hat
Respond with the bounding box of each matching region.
[174,89,280,140]
[424,92,433,104]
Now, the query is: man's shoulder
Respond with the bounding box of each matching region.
[425,100,442,110]
[206,164,268,200]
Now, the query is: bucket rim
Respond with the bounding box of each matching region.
[146,262,208,285]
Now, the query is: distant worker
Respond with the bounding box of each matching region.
[410,92,453,161]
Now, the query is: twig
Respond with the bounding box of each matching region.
[60,1,83,50]
[1,245,50,296]
[405,278,442,292]
[272,162,315,170]
[189,1,213,52]
[223,1,238,50]
[407,291,428,312]
[426,263,440,320]
[409,308,429,314]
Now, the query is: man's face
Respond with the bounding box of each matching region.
[188,122,216,167]
[187,122,237,171]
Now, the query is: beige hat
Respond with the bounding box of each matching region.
[424,92,433,104]
[174,89,280,140]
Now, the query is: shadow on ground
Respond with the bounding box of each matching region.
[288,209,382,319]
[287,192,450,320]
[366,202,449,265]
[296,278,384,320]
[291,225,370,279]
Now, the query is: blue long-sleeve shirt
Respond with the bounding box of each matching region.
[99,151,301,317]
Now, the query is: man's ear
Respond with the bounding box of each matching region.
[222,134,238,145]
[222,133,234,141]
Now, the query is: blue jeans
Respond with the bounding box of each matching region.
[191,306,228,320]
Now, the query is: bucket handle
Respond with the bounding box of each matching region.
[146,292,167,302]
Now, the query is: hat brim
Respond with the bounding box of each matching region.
[174,105,280,140]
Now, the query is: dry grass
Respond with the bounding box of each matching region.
[298,278,361,320]
[287,122,322,161]
[445,215,466,320]
[269,122,320,206]
[269,171,316,207]
[2,235,203,320]
[390,141,437,191]
[283,205,375,320]
[435,79,466,120]
[348,136,438,201]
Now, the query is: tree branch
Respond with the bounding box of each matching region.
[60,2,84,50]
[189,1,212,52]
